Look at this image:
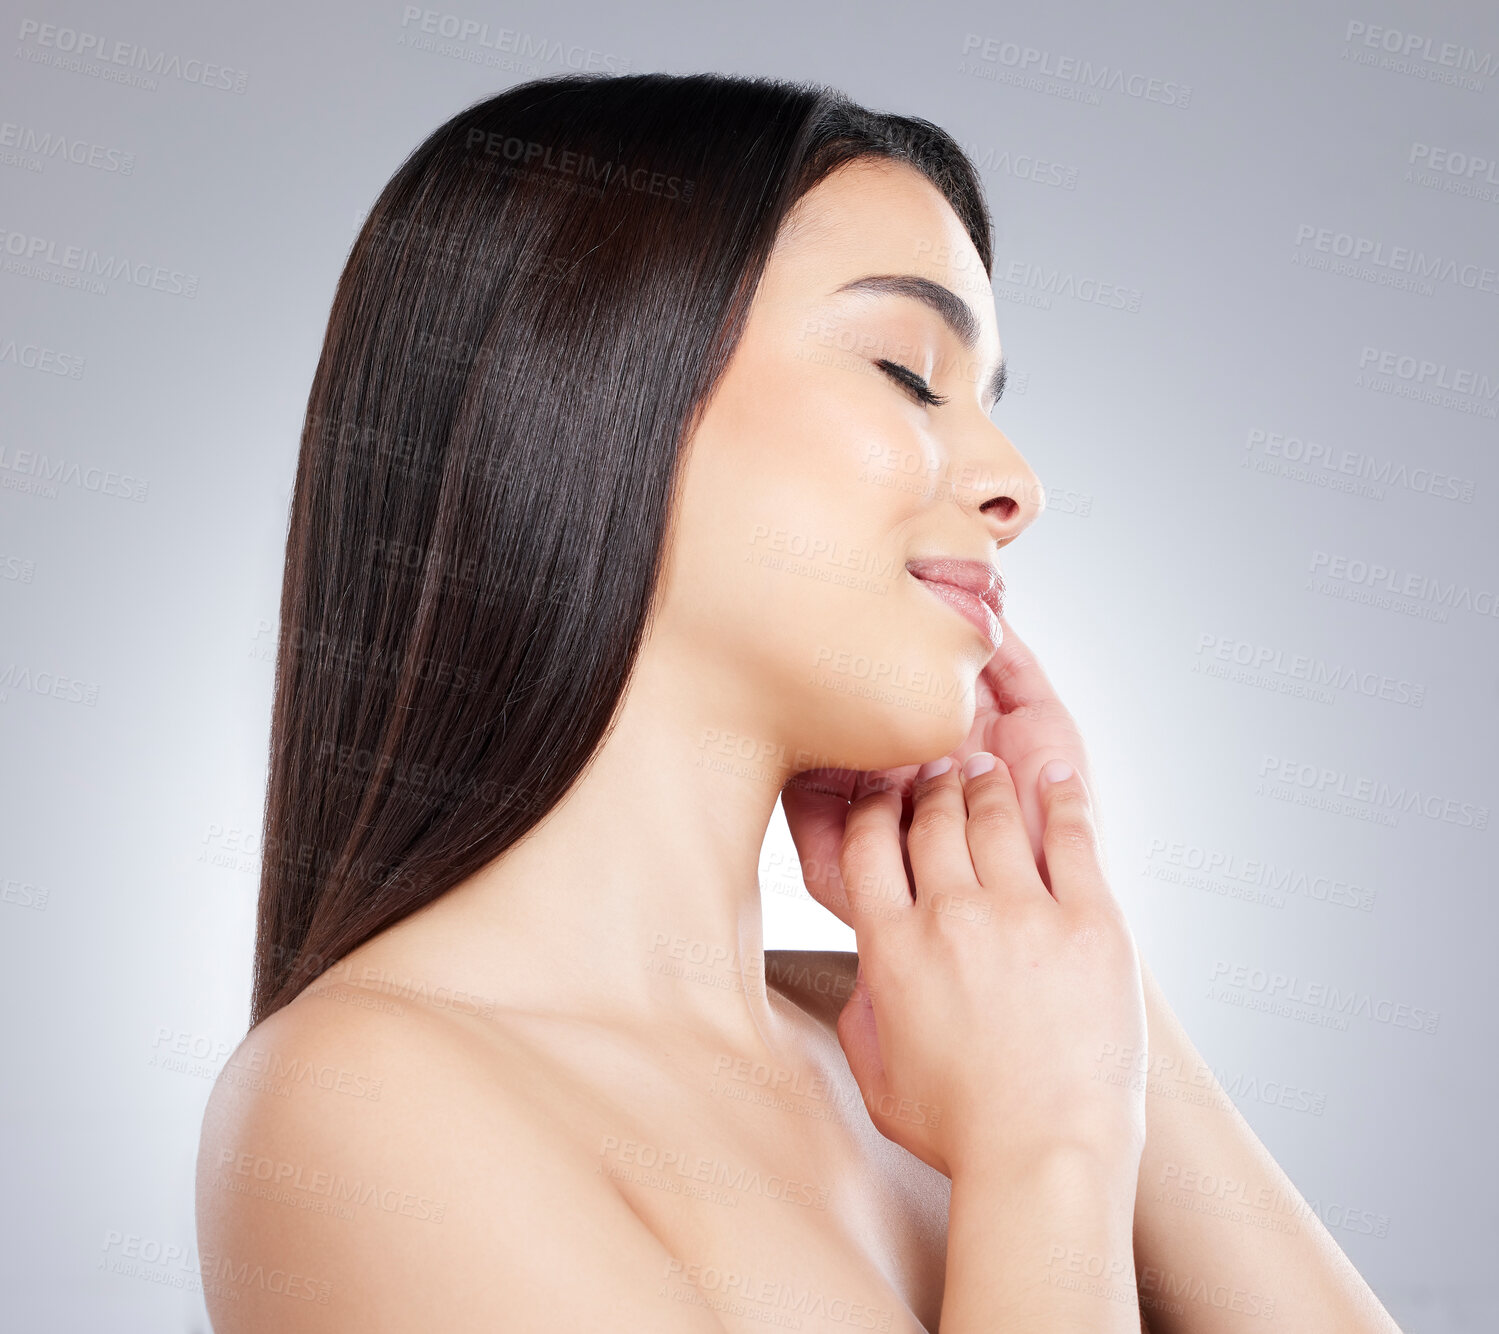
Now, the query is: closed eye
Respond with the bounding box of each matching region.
[874,358,947,407]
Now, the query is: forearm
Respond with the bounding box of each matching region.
[1126,959,1401,1333]
[941,1146,1141,1334]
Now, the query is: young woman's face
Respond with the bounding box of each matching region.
[654,157,1044,773]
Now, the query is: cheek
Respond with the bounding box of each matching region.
[726,394,912,647]
[727,464,977,735]
[662,360,980,760]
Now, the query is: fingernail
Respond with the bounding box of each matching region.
[915,756,953,782]
[962,751,996,779]
[1040,758,1073,785]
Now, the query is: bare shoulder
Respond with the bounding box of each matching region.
[195,980,726,1333]
[765,948,859,1030]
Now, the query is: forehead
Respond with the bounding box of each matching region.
[767,158,991,306]
[761,157,998,360]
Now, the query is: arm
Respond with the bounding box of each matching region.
[830,757,1148,1333]
[943,1147,1140,1334]
[1128,959,1403,1333]
[782,620,1401,1332]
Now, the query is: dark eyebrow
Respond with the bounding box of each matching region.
[832,273,1008,410]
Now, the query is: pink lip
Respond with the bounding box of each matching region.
[906,557,1004,649]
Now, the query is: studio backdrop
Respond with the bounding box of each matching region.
[1,1,1494,1330]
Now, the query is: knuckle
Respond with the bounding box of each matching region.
[1046,817,1097,857]
[907,805,964,845]
[1046,782,1091,816]
[843,795,894,839]
[1063,898,1131,948]
[1044,785,1098,847]
[965,797,1021,839]
[838,832,888,885]
[1000,895,1054,942]
[838,857,905,911]
[840,827,885,863]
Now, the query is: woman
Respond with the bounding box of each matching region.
[196,71,1402,1331]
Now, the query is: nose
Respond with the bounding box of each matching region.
[951,423,1045,548]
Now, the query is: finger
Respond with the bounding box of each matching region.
[852,768,904,800]
[980,615,1096,861]
[981,614,1063,716]
[781,769,860,926]
[905,756,980,900]
[1034,758,1108,903]
[839,783,917,969]
[957,752,1048,896]
[834,968,890,1118]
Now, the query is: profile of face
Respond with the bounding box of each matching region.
[647,157,1044,774]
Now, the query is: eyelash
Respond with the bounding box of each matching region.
[875,358,947,408]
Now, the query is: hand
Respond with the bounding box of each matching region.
[831,752,1146,1181]
[781,615,1098,924]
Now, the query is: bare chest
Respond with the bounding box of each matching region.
[494,1017,951,1333]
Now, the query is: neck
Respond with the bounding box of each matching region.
[383,634,806,1054]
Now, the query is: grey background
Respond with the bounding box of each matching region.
[1,1,1495,1329]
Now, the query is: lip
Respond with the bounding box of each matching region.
[906,557,1004,649]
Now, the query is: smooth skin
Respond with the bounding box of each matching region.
[196,156,1403,1331]
[785,619,1406,1332]
[836,743,1148,1333]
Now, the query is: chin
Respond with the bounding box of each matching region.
[802,646,979,772]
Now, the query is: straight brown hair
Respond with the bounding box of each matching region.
[251,70,994,1027]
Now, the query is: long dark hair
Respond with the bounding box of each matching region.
[250,70,994,1027]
